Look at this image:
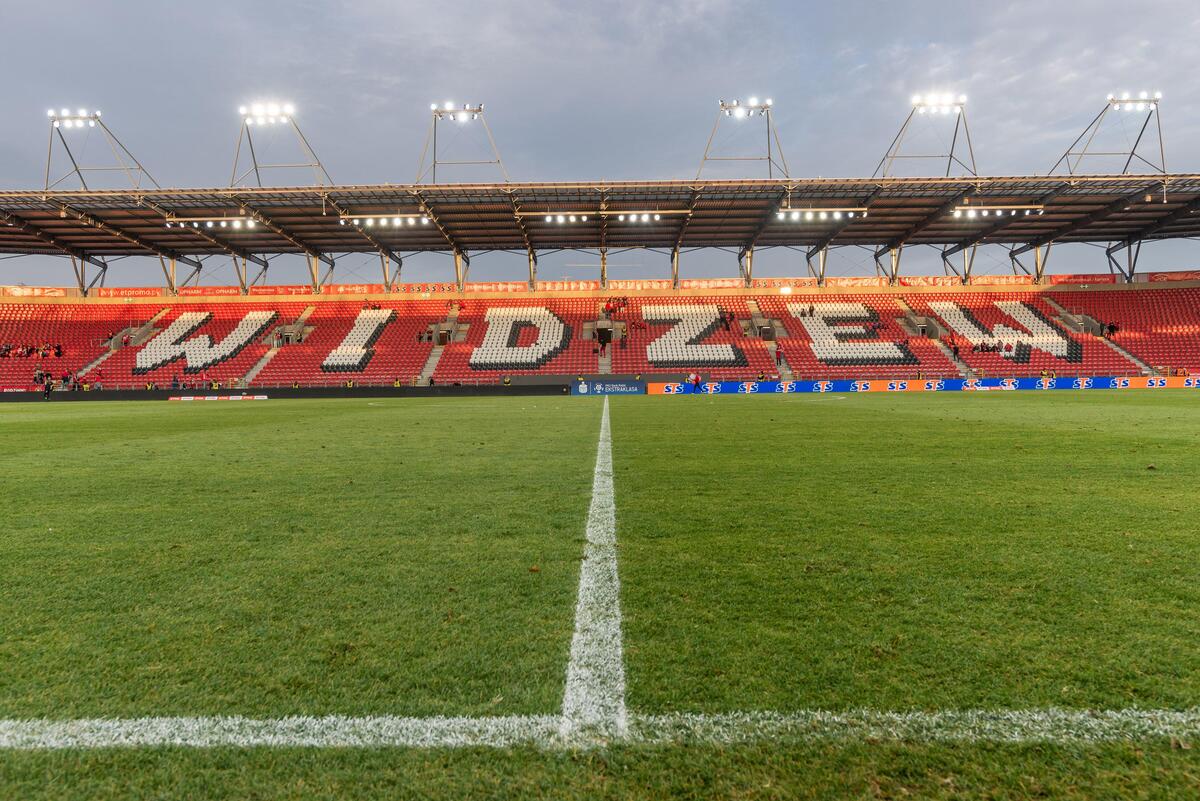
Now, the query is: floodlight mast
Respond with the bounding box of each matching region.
[230,103,332,187]
[44,109,160,191]
[1049,92,1166,178]
[415,102,510,183]
[873,93,976,178]
[697,98,789,179]
[1046,92,1167,283]
[42,108,164,295]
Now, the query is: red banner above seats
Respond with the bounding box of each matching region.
[1048,274,1117,285]
[1146,271,1200,282]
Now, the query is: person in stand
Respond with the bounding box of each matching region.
[775,346,783,366]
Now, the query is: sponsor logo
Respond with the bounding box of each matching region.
[1146,377,1167,388]
[814,381,833,393]
[738,382,760,393]
[1110,377,1131,388]
[1073,377,1093,389]
[774,381,798,393]
[1185,378,1200,388]
[886,381,908,392]
[923,380,945,391]
[963,379,981,391]
[851,381,871,392]
[577,382,589,394]
[662,383,684,394]
[704,382,722,394]
[1000,378,1019,390]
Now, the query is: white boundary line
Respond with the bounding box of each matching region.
[631,708,1200,745]
[4,397,1200,751]
[6,710,1200,750]
[559,396,627,744]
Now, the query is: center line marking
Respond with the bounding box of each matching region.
[559,396,627,744]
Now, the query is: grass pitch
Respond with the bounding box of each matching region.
[3,391,1200,798]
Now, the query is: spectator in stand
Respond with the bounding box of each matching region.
[775,346,783,365]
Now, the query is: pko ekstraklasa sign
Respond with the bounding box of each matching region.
[572,381,646,395]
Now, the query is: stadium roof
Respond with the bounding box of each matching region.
[2,175,1198,281]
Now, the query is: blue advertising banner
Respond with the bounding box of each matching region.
[572,380,646,395]
[646,376,1200,395]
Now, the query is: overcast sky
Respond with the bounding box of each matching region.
[3,0,1199,286]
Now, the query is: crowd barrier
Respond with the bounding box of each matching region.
[648,376,1200,394]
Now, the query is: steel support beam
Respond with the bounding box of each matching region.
[1107,195,1200,256]
[380,251,402,291]
[600,248,608,289]
[738,246,754,287]
[805,246,828,286]
[307,254,321,293]
[1106,240,1140,282]
[877,189,975,257]
[503,188,538,288]
[0,208,105,271]
[1033,243,1050,283]
[940,245,974,284]
[234,256,248,294]
[888,247,902,285]
[236,200,332,266]
[943,187,1065,258]
[55,202,201,269]
[671,247,680,289]
[323,197,403,268]
[807,187,883,258]
[142,199,268,269]
[1011,184,1160,259]
[449,250,469,291]
[411,190,469,290]
[160,256,176,295]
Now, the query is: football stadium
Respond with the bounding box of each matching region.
[4,3,1200,799]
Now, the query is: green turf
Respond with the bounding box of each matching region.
[3,742,1200,800]
[613,392,1200,713]
[4,391,1200,799]
[0,397,599,718]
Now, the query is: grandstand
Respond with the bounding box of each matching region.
[2,278,1196,391]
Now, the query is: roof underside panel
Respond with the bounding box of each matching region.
[1,176,1198,259]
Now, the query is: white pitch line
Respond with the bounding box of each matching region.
[7,709,1200,750]
[0,714,560,750]
[559,396,628,744]
[632,708,1200,745]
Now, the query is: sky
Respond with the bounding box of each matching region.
[2,0,1199,286]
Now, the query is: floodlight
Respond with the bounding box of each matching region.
[283,103,295,115]
[556,215,565,224]
[748,96,759,106]
[46,109,54,117]
[765,98,773,106]
[641,213,649,222]
[60,108,69,116]
[239,106,248,115]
